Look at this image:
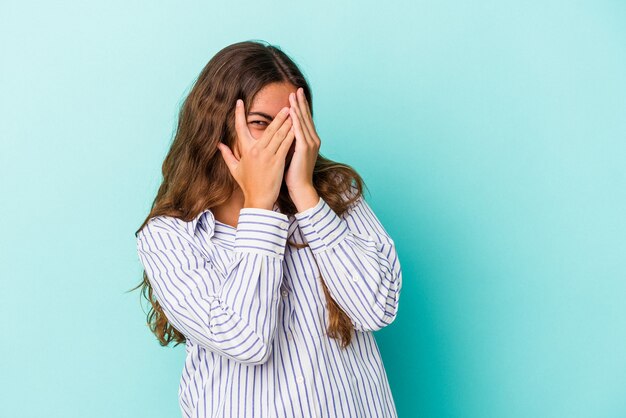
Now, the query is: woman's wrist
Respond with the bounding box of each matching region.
[243,199,274,210]
[289,184,319,213]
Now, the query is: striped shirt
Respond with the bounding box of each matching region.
[136,189,403,417]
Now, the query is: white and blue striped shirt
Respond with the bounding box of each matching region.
[136,190,402,417]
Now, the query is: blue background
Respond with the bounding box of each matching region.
[1,1,625,417]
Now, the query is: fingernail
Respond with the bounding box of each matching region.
[236,99,242,107]
[282,107,289,114]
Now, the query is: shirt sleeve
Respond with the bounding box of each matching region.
[136,207,289,365]
[293,188,402,332]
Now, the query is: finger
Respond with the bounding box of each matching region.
[292,91,314,145]
[297,87,313,120]
[289,94,310,143]
[258,107,291,149]
[234,99,253,151]
[288,105,308,146]
[216,142,239,173]
[266,115,293,154]
[296,88,316,140]
[276,126,296,158]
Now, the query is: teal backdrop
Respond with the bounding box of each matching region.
[1,1,625,417]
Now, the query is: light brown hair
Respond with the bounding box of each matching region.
[131,40,366,349]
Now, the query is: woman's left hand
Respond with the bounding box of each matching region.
[285,87,321,210]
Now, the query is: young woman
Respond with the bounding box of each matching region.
[134,40,402,418]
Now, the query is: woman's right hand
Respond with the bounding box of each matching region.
[217,99,296,210]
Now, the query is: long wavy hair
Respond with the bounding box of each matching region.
[130,40,366,350]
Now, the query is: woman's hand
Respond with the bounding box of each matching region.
[285,87,321,212]
[217,99,296,210]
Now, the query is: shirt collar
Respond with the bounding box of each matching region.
[189,208,214,236]
[189,203,282,235]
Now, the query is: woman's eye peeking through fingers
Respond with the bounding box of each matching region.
[249,120,268,127]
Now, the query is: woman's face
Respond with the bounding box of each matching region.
[239,81,300,167]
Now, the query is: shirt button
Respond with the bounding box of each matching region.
[351,275,359,282]
[296,376,304,384]
[282,290,289,298]
[287,332,293,340]
[279,221,288,229]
